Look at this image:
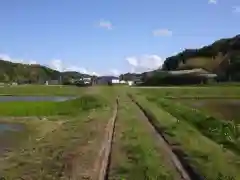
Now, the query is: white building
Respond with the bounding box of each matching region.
[127,81,134,86]
[120,80,126,84]
[111,79,120,84]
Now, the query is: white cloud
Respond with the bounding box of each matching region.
[64,65,100,76]
[0,54,11,61]
[126,57,138,66]
[49,59,63,71]
[126,54,164,73]
[98,19,113,30]
[91,72,99,76]
[65,66,87,73]
[233,6,240,13]
[208,0,217,4]
[109,69,121,76]
[29,60,37,65]
[0,53,101,76]
[0,53,25,64]
[152,29,172,37]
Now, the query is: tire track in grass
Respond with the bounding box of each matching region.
[128,93,204,180]
[107,95,181,180]
[93,98,118,180]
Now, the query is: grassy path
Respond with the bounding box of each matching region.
[108,93,182,180]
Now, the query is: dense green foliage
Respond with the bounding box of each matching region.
[162,35,240,81]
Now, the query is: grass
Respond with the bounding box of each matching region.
[148,97,240,155]
[3,85,240,179]
[0,86,118,179]
[108,93,175,180]
[0,86,114,179]
[133,94,240,180]
[0,95,106,116]
[0,107,112,179]
[0,85,86,96]
[0,117,65,157]
[136,86,240,154]
[174,99,240,123]
[135,86,240,98]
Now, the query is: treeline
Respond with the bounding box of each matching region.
[162,35,240,81]
[0,60,91,84]
[120,34,240,85]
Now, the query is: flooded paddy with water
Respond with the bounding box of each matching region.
[0,122,26,155]
[0,96,76,102]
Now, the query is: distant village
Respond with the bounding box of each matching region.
[75,76,135,86]
[0,67,219,87]
[1,76,136,86]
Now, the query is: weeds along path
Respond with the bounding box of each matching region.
[127,94,201,180]
[107,94,184,180]
[92,98,118,180]
[63,98,118,180]
[0,106,115,180]
[131,93,240,179]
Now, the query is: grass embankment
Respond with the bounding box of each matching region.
[148,97,240,155]
[175,99,240,122]
[136,86,240,99]
[0,95,105,116]
[133,94,240,180]
[108,95,175,180]
[0,92,113,179]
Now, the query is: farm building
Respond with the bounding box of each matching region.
[96,76,119,85]
[142,68,218,86]
[168,68,217,78]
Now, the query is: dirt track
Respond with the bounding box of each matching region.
[105,94,202,180]
[128,96,190,180]
[128,94,204,180]
[93,98,118,180]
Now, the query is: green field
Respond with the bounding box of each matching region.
[1,85,240,179]
[0,85,83,96]
[135,86,240,98]
[0,85,115,179]
[131,86,240,179]
[174,98,240,122]
[0,96,105,116]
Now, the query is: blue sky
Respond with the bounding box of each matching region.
[0,0,239,76]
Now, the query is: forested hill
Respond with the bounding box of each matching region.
[0,59,91,83]
[162,34,240,79]
[120,34,240,81]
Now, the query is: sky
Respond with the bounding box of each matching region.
[0,0,240,76]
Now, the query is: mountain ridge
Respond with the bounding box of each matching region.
[120,34,240,82]
[0,59,91,84]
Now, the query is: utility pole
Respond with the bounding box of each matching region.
[59,75,63,87]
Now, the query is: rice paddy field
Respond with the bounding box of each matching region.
[0,84,240,180]
[131,86,240,179]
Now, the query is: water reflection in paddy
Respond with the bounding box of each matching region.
[0,123,23,133]
[0,96,76,102]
